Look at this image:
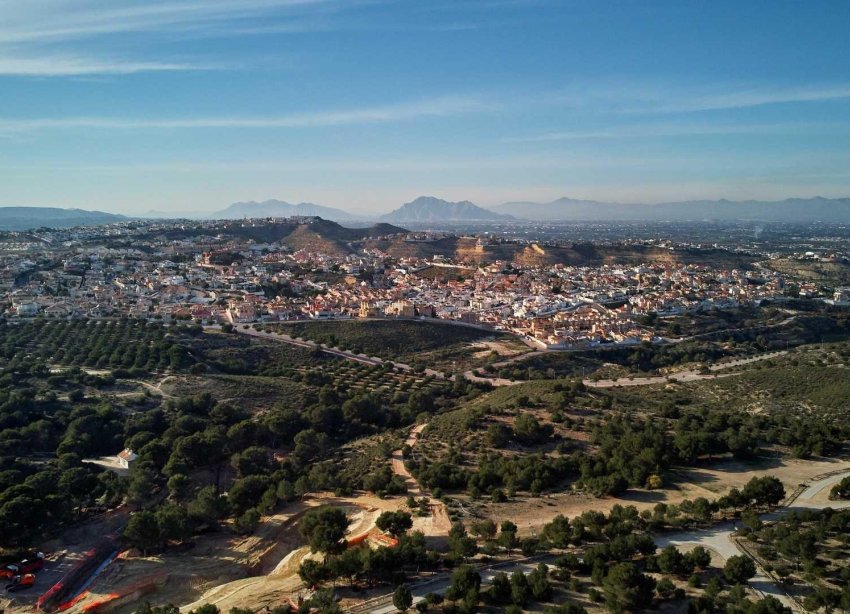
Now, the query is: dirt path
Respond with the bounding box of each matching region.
[391,424,427,495]
[465,348,789,388]
[127,375,176,398]
[390,423,451,534]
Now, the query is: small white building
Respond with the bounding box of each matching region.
[117,448,138,469]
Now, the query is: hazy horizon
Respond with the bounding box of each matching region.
[3,1,850,215]
[4,193,850,220]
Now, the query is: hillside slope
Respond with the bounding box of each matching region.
[362,236,755,267]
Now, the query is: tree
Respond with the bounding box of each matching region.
[486,423,511,448]
[305,588,341,614]
[510,570,531,606]
[657,545,690,576]
[470,519,497,541]
[300,507,350,556]
[127,464,158,506]
[445,565,481,602]
[602,562,656,613]
[687,545,712,570]
[529,563,552,601]
[187,485,228,526]
[376,511,413,537]
[448,522,477,560]
[498,522,519,553]
[542,514,571,548]
[124,510,161,555]
[393,584,414,612]
[155,504,191,543]
[228,475,270,515]
[299,559,329,588]
[748,595,792,614]
[513,413,552,445]
[167,473,191,500]
[235,508,261,534]
[488,572,511,604]
[830,476,850,500]
[741,476,785,508]
[724,555,756,585]
[656,577,675,599]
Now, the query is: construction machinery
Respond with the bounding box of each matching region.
[1,552,45,579]
[6,572,36,592]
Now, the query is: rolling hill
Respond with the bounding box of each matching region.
[361,235,756,268]
[0,207,128,231]
[214,199,357,221]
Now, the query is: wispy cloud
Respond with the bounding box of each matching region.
[0,54,220,76]
[501,121,842,143]
[0,96,490,133]
[0,0,340,44]
[0,0,344,77]
[544,81,850,114]
[642,84,850,113]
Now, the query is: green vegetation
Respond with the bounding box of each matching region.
[415,350,849,499]
[0,318,195,372]
[0,364,128,547]
[739,507,850,610]
[263,319,517,371]
[489,307,850,381]
[0,313,847,614]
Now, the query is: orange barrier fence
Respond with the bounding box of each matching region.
[77,572,168,613]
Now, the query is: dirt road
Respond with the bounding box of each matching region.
[465,349,788,388]
[390,423,451,534]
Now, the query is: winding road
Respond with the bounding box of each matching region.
[656,466,850,611]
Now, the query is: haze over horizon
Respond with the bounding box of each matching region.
[3,1,850,215]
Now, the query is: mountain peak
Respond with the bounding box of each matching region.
[215,199,356,221]
[381,196,513,223]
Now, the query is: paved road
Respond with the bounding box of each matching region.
[349,556,553,614]
[657,466,850,611]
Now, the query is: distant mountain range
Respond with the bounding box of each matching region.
[0,207,127,231]
[490,196,850,222]
[3,195,850,231]
[214,199,357,221]
[380,196,514,223]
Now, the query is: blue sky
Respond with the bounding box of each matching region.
[1,0,849,215]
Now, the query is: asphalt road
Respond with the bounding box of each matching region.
[349,556,553,614]
[656,466,850,611]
